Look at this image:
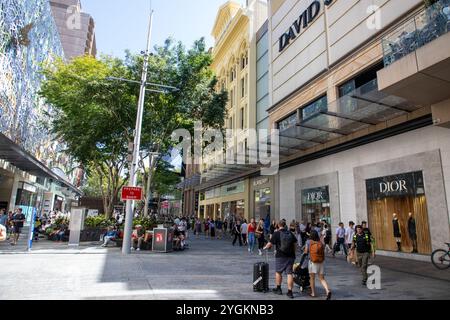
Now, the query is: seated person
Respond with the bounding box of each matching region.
[131,225,145,251]
[50,225,67,242]
[56,225,67,242]
[101,227,118,247]
[173,224,185,251]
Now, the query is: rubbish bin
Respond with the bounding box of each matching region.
[152,228,174,252]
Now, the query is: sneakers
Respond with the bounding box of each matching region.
[272,287,283,295]
[130,247,135,251]
[287,291,294,299]
[258,249,262,256]
[136,248,140,251]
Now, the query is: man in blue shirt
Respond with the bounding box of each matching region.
[332,222,348,257]
[101,227,118,247]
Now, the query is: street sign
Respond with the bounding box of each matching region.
[161,201,169,209]
[121,187,143,201]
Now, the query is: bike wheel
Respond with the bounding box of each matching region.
[431,249,450,270]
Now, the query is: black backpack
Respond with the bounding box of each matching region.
[279,230,295,254]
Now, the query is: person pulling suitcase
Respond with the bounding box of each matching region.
[263,220,297,299]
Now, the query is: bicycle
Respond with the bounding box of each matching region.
[431,243,450,270]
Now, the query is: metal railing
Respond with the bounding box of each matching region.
[382,0,450,66]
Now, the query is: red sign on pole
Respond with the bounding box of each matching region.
[161,201,169,209]
[121,187,143,201]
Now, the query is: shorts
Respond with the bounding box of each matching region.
[275,257,295,275]
[14,227,22,234]
[309,261,325,275]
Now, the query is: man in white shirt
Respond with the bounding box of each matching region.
[241,220,248,246]
[345,221,355,250]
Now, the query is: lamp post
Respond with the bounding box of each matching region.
[106,10,178,255]
[119,10,155,255]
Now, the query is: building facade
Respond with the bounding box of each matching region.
[0,0,88,223]
[267,0,450,261]
[196,0,268,222]
[50,0,96,60]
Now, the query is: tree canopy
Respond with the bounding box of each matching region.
[40,38,227,217]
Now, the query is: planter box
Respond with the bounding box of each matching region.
[80,228,106,242]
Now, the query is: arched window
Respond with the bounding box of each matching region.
[241,51,248,70]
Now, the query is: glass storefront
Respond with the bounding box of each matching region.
[301,186,331,225]
[366,171,432,255]
[254,188,271,220]
[15,182,38,225]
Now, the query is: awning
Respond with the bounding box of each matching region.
[195,80,424,191]
[0,133,82,195]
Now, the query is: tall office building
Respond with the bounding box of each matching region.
[50,0,96,59]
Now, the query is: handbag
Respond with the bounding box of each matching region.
[0,224,6,242]
[333,242,341,252]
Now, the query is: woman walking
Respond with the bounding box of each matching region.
[256,219,265,256]
[195,219,202,239]
[269,220,277,240]
[304,230,332,300]
[247,218,257,254]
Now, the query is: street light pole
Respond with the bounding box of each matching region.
[122,10,154,255]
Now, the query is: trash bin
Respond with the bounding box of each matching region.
[152,228,174,252]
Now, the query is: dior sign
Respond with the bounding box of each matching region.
[302,186,329,205]
[278,0,334,52]
[366,171,425,200]
[307,191,324,202]
[379,180,407,194]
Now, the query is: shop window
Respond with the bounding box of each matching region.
[366,171,432,255]
[277,112,297,132]
[338,61,384,113]
[301,186,331,226]
[301,95,328,121]
[254,188,271,221]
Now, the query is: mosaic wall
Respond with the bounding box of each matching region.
[0,0,75,179]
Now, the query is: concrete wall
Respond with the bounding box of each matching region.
[278,125,450,252]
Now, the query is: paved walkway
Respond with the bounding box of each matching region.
[0,236,449,300]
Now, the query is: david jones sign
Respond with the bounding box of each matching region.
[279,0,334,52]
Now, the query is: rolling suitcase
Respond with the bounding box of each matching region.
[253,251,269,292]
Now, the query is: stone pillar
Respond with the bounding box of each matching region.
[7,174,20,213]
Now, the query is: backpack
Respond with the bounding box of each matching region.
[310,240,325,263]
[279,230,295,255]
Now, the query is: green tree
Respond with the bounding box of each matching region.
[40,38,227,218]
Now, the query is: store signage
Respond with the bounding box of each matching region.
[279,0,334,52]
[121,187,143,201]
[366,171,425,200]
[21,182,37,193]
[302,186,329,204]
[253,178,269,187]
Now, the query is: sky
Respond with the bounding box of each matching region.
[81,0,242,58]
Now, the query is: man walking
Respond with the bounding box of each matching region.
[332,222,348,257]
[263,220,297,299]
[232,220,242,246]
[351,225,372,286]
[241,220,248,246]
[11,208,26,246]
[345,221,355,250]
